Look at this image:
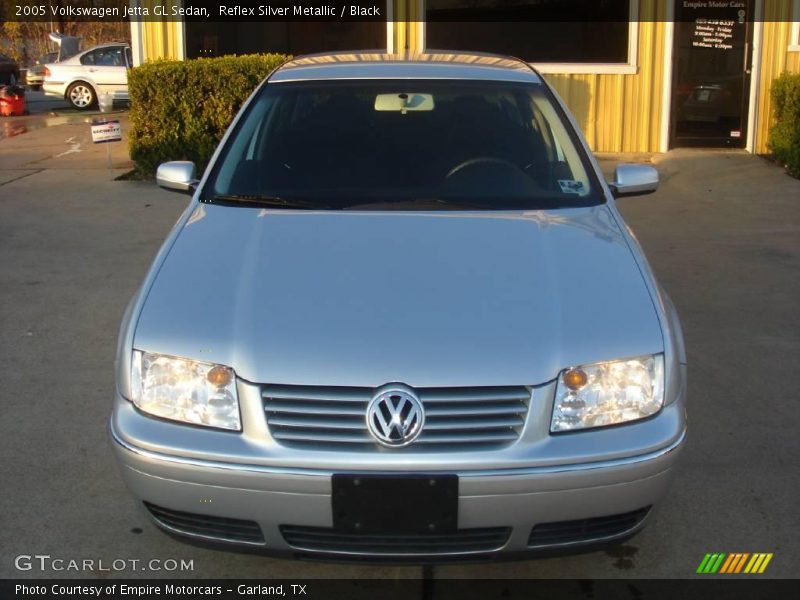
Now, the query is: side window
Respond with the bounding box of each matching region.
[81,48,124,67]
[100,48,123,66]
[80,51,98,66]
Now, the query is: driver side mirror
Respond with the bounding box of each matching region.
[156,161,198,195]
[609,164,659,198]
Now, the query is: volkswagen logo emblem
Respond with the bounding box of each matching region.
[366,387,425,447]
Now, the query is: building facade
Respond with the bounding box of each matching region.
[131,0,800,154]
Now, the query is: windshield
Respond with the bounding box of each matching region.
[204,79,602,210]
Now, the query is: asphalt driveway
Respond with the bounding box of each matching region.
[0,90,128,142]
[0,121,797,579]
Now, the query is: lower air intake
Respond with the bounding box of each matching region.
[528,507,651,547]
[144,502,264,544]
[281,525,511,555]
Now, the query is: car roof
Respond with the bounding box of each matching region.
[81,43,129,53]
[271,51,542,84]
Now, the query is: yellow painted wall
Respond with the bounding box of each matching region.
[754,0,800,153]
[392,0,408,52]
[544,15,668,153]
[140,0,182,61]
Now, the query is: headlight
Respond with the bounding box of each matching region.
[130,350,241,431]
[551,354,664,432]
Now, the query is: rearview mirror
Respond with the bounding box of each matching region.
[156,161,197,194]
[609,164,659,198]
[374,93,435,112]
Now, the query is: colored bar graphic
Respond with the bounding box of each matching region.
[758,554,773,573]
[701,552,725,573]
[698,552,773,574]
[710,553,726,573]
[718,554,736,573]
[724,553,740,574]
[711,552,725,573]
[734,553,749,573]
[696,554,713,573]
[744,554,760,573]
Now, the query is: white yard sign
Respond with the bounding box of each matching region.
[91,120,122,144]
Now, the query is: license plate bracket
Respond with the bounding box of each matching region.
[332,474,458,534]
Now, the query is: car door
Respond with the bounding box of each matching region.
[80,46,128,99]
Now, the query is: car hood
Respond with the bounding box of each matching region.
[134,204,663,387]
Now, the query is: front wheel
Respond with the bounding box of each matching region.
[67,82,96,110]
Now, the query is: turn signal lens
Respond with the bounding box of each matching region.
[207,365,233,387]
[562,368,588,390]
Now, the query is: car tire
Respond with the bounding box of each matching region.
[67,81,96,110]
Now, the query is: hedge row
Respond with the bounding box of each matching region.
[128,54,290,176]
[768,72,800,178]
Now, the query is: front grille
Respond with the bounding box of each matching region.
[144,502,264,545]
[262,385,531,450]
[281,525,511,555]
[528,507,651,547]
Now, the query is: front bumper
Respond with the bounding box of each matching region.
[110,388,686,560]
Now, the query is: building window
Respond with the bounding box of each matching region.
[790,0,800,52]
[183,1,392,59]
[185,22,387,59]
[423,0,636,73]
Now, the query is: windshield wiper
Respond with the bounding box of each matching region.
[342,198,550,211]
[415,197,565,210]
[210,194,331,210]
[341,198,470,210]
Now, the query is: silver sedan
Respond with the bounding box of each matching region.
[110,51,686,561]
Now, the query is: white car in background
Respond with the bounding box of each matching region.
[43,43,131,110]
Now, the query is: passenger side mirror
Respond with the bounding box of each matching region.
[609,164,659,198]
[156,161,198,195]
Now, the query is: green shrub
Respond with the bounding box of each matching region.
[128,54,290,176]
[767,72,800,177]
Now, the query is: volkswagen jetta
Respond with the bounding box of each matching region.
[110,52,686,560]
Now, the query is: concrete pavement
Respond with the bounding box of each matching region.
[0,121,798,579]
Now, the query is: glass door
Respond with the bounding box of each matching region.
[671,0,754,148]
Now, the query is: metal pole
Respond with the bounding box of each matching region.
[107,141,113,179]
